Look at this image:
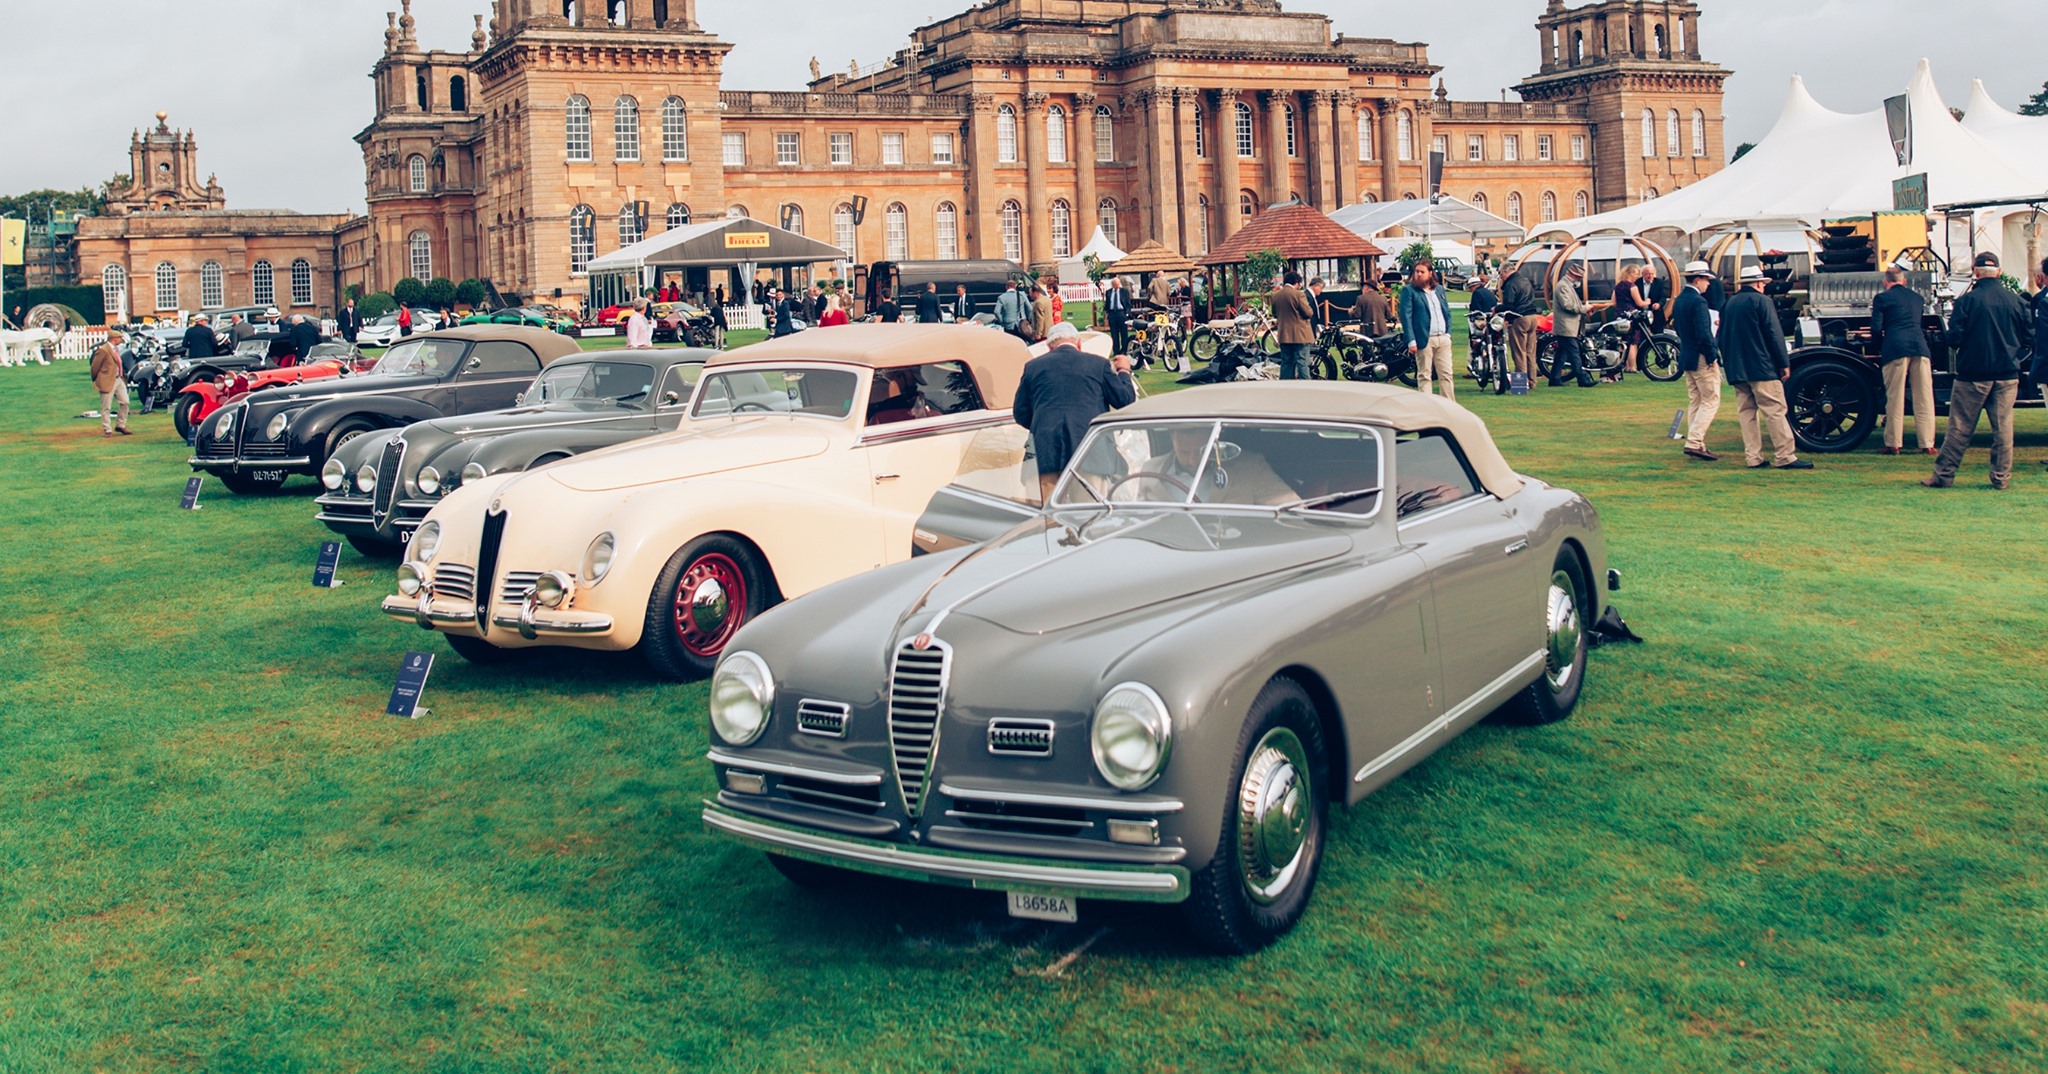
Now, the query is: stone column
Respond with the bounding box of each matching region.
[1023,91,1050,266]
[1416,101,1436,196]
[1174,87,1202,256]
[1334,90,1360,207]
[1138,89,1180,246]
[1378,98,1401,199]
[1310,90,1338,210]
[968,94,1000,259]
[1073,91,1099,243]
[1261,90,1291,206]
[1214,88,1244,240]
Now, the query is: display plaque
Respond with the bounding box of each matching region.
[386,651,435,718]
[179,476,203,510]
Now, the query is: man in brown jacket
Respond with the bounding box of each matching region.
[1352,280,1393,337]
[1270,270,1317,379]
[91,330,132,436]
[1029,284,1055,342]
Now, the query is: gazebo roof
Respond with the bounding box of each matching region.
[1199,203,1386,266]
[1107,239,1198,275]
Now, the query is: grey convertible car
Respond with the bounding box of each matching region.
[313,350,709,554]
[700,382,1621,952]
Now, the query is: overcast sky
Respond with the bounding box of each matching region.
[2,0,2041,213]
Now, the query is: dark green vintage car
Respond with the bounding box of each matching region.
[701,382,1622,952]
[314,350,709,554]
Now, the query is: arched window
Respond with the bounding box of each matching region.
[1098,197,1119,247]
[1362,192,1378,203]
[619,202,643,246]
[614,96,641,161]
[1691,109,1707,157]
[1640,109,1655,156]
[450,76,468,112]
[408,231,433,281]
[1050,199,1072,258]
[1196,194,1211,253]
[1667,110,1681,157]
[290,258,314,306]
[1506,192,1523,226]
[1235,101,1255,158]
[1357,109,1375,161]
[1397,109,1414,160]
[996,105,1018,163]
[101,264,127,319]
[782,204,805,237]
[1572,30,1584,63]
[565,95,592,161]
[884,202,909,260]
[408,154,428,193]
[1046,105,1068,163]
[935,202,959,260]
[1654,23,1668,58]
[416,67,429,110]
[153,261,178,311]
[661,97,689,161]
[1239,191,1255,222]
[1000,200,1022,263]
[1643,188,1659,202]
[569,206,595,272]
[1192,106,1206,158]
[1540,191,1558,223]
[200,260,223,308]
[1470,192,1488,211]
[833,203,856,261]
[725,205,748,220]
[666,202,690,229]
[1575,190,1590,217]
[251,260,275,307]
[1285,105,1298,157]
[1095,105,1115,163]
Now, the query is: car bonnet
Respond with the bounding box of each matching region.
[538,419,837,493]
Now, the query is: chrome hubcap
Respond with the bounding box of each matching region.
[689,578,729,635]
[1545,569,1582,690]
[1237,727,1312,905]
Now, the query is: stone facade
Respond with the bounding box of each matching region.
[74,0,1726,317]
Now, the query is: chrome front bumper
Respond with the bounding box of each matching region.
[377,592,614,638]
[701,799,1191,903]
[189,455,313,472]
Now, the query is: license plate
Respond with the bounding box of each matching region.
[1006,891,1077,923]
[250,469,285,482]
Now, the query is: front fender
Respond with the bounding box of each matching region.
[178,382,226,408]
[288,397,445,456]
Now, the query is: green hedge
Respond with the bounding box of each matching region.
[5,285,105,325]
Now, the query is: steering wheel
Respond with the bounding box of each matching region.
[732,401,773,413]
[1105,470,1195,501]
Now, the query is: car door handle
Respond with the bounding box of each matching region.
[1503,540,1529,556]
[875,473,901,483]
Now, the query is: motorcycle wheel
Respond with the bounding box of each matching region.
[171,394,203,441]
[1398,365,1418,388]
[1536,338,1558,380]
[1310,347,1339,381]
[1643,338,1682,382]
[1186,328,1220,365]
[1260,333,1282,357]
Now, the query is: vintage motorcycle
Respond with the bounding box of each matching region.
[1538,308,1681,383]
[1320,324,1418,386]
[1184,306,1280,366]
[1468,312,1511,393]
[1175,337,1279,384]
[125,335,178,414]
[1128,310,1188,372]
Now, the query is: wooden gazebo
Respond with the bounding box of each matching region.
[1199,202,1385,302]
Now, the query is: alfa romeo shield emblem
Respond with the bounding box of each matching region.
[911,633,933,650]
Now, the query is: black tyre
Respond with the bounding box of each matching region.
[1259,332,1282,357]
[321,419,378,470]
[641,534,775,681]
[1187,327,1221,364]
[1786,358,1877,453]
[447,633,521,665]
[1536,337,1558,380]
[1309,346,1339,381]
[1182,677,1329,955]
[171,394,204,441]
[1500,550,1588,726]
[347,533,404,558]
[218,471,286,495]
[1642,337,1682,382]
[764,852,859,889]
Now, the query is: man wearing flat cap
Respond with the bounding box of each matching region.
[1548,260,1595,388]
[1925,251,2032,489]
[1717,265,1810,470]
[1672,261,1721,460]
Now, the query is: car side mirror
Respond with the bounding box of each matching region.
[514,391,527,406]
[662,390,681,406]
[465,355,483,371]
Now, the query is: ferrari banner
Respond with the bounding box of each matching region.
[0,218,25,266]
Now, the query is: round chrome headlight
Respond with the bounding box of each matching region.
[1490,315,1507,332]
[265,412,290,441]
[354,464,377,493]
[212,409,236,441]
[396,560,426,597]
[321,457,347,491]
[461,462,489,484]
[583,532,616,585]
[417,466,442,496]
[709,651,774,746]
[532,570,572,608]
[411,520,442,563]
[1091,683,1173,791]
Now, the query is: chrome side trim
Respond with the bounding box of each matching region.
[938,781,1186,815]
[1395,493,1496,530]
[706,749,884,786]
[1353,649,1546,784]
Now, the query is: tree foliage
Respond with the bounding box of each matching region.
[391,277,426,307]
[1241,248,1288,292]
[1731,142,1757,163]
[358,292,397,318]
[0,186,102,221]
[2020,80,2048,117]
[455,278,489,308]
[1397,241,1435,272]
[422,276,458,308]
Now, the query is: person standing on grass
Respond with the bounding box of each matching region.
[771,289,797,337]
[1673,261,1722,461]
[1500,261,1539,386]
[996,278,1029,339]
[1718,265,1810,470]
[91,329,132,437]
[1870,266,1935,456]
[1399,261,1456,399]
[338,298,363,344]
[1013,322,1135,502]
[2029,258,2048,403]
[1029,284,1055,342]
[182,313,217,360]
[915,282,943,325]
[1103,275,1132,356]
[952,283,973,323]
[625,297,654,349]
[1924,252,2032,490]
[1352,278,1392,337]
[1548,261,1596,388]
[1269,270,1317,380]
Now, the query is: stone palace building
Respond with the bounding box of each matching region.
[77,0,1728,319]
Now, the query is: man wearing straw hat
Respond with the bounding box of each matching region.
[1718,265,1810,470]
[1672,261,1722,460]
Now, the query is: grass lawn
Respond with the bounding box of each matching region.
[3,343,2047,1072]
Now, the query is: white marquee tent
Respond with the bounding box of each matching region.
[1057,227,1128,287]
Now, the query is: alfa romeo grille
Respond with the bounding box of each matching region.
[497,571,543,605]
[432,563,476,604]
[987,718,1055,758]
[886,641,951,818]
[474,508,506,632]
[373,438,405,522]
[243,441,290,459]
[796,700,851,738]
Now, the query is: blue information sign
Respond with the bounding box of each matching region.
[1669,408,1687,440]
[386,651,435,718]
[179,476,203,510]
[312,541,344,588]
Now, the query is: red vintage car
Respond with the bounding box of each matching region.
[172,342,373,440]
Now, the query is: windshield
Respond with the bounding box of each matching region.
[368,338,466,376]
[526,360,656,404]
[234,339,270,356]
[1053,420,1383,514]
[691,368,859,419]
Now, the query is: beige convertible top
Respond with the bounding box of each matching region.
[706,323,1033,409]
[1108,382,1525,499]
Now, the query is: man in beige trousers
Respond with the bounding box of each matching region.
[1671,262,1722,459]
[1716,266,1811,470]
[90,330,132,437]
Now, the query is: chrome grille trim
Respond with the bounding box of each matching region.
[242,441,291,459]
[987,718,1054,757]
[943,799,1091,834]
[496,570,542,605]
[886,640,951,819]
[796,699,851,738]
[781,777,884,814]
[432,563,477,603]
[373,438,405,523]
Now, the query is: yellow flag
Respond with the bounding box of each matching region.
[0,219,25,266]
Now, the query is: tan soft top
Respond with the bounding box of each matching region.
[1107,382,1525,499]
[706,323,1033,409]
[420,323,584,364]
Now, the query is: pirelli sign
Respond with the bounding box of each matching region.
[724,231,772,249]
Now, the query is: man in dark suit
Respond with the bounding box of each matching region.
[1673,261,1721,461]
[337,299,363,344]
[808,285,827,325]
[771,289,797,337]
[182,314,218,360]
[914,282,943,324]
[1718,266,1809,470]
[288,314,321,364]
[1102,275,1133,357]
[951,284,973,323]
[1924,251,2032,490]
[1013,322,1135,502]
[1870,266,1935,455]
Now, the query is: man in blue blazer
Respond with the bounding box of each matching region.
[1672,261,1721,460]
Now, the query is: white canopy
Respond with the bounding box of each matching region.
[1962,79,2048,184]
[1331,195,1526,244]
[585,217,847,273]
[1057,227,1129,285]
[1544,61,2046,241]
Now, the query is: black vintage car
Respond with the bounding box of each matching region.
[188,325,582,495]
[314,350,709,553]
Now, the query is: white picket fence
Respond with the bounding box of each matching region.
[723,305,764,331]
[55,327,108,361]
[1,326,104,366]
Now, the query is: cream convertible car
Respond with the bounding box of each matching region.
[380,324,1108,678]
